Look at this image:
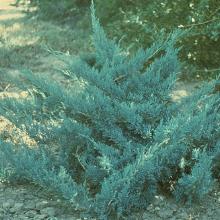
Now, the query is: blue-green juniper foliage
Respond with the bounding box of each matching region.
[0,2,219,219]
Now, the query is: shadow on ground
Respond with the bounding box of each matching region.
[0,0,91,75]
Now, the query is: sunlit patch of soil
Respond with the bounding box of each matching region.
[0,90,28,99]
[172,81,201,101]
[0,88,36,147]
[0,115,37,148]
[0,0,24,21]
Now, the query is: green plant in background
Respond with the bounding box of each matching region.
[0,2,219,219]
[15,0,220,80]
[95,0,220,80]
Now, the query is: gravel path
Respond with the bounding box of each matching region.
[0,182,82,220]
[1,181,220,220]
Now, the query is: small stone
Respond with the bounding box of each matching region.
[24,201,36,210]
[147,204,154,211]
[36,201,49,210]
[155,195,165,202]
[206,209,213,217]
[9,207,16,214]
[11,202,24,212]
[2,199,14,209]
[40,207,56,217]
[200,215,209,220]
[155,206,160,211]
[142,212,150,219]
[17,216,30,220]
[25,210,37,218]
[171,203,178,212]
[158,208,173,218]
[176,212,188,219]
[127,216,137,220]
[143,212,161,220]
[34,214,48,220]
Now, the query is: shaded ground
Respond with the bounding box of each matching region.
[1,181,220,220]
[0,0,90,73]
[0,1,219,219]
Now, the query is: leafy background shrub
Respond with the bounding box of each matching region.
[15,0,220,80]
[0,2,219,219]
[95,0,220,80]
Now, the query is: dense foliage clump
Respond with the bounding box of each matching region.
[0,2,219,219]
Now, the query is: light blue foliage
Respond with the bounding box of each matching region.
[0,141,90,210]
[174,149,215,204]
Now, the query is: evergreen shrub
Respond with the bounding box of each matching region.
[0,2,219,219]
